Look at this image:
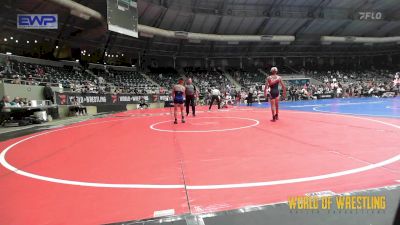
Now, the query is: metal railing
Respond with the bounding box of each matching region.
[1,78,60,87]
[0,78,161,95]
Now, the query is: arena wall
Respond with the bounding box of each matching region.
[0,83,61,100]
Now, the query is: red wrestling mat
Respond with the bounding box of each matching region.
[0,107,399,224]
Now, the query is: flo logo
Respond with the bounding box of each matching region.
[359,12,382,20]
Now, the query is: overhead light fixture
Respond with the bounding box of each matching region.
[34,40,38,43]
[3,38,7,42]
[56,45,59,49]
[345,36,356,42]
[10,37,13,40]
[6,52,12,55]
[75,59,79,62]
[121,53,124,56]
[175,31,188,39]
[15,40,18,43]
[261,35,274,41]
[27,40,30,44]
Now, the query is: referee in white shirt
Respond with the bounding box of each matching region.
[209,87,221,110]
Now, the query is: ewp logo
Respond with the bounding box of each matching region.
[17,14,58,29]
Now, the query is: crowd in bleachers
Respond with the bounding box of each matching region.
[91,67,158,94]
[146,67,181,91]
[184,67,237,94]
[229,69,265,88]
[286,69,399,100]
[1,56,399,100]
[0,56,159,94]
[0,57,93,88]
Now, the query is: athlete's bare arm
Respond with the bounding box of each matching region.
[280,79,287,99]
[264,78,270,96]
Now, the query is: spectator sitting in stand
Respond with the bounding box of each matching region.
[0,96,12,125]
[10,97,22,107]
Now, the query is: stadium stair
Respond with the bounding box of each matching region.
[224,72,242,89]
[140,72,161,88]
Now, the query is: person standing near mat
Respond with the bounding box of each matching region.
[172,78,186,124]
[265,67,286,122]
[394,72,400,96]
[209,86,221,110]
[247,86,254,106]
[185,78,198,117]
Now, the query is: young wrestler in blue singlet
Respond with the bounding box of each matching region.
[172,79,186,124]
